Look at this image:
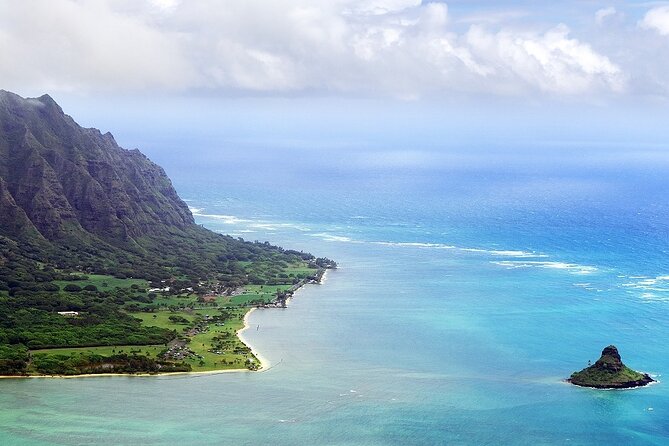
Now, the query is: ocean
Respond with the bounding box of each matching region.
[1,147,669,445]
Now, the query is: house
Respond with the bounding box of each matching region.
[57,311,79,317]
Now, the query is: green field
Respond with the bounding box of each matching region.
[30,344,166,357]
[122,306,258,371]
[130,311,197,329]
[284,265,317,277]
[150,295,198,307]
[186,309,257,371]
[55,274,148,290]
[226,284,293,306]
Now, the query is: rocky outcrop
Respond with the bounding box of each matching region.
[568,345,654,389]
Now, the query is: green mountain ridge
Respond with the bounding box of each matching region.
[0,90,331,286]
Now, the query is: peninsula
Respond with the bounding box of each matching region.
[568,345,654,389]
[0,90,335,376]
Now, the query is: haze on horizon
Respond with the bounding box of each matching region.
[2,0,669,172]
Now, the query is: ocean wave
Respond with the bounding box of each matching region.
[371,241,545,258]
[309,233,357,243]
[491,261,598,275]
[190,208,310,231]
[642,292,659,299]
[621,275,669,300]
[371,241,457,249]
[487,250,548,258]
[195,213,252,224]
[250,222,311,232]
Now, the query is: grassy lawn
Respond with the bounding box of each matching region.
[30,345,166,357]
[130,311,196,330]
[284,265,318,278]
[127,307,258,371]
[122,294,199,311]
[185,308,258,371]
[228,294,271,306]
[151,295,198,307]
[55,274,148,290]
[227,284,293,306]
[245,284,293,293]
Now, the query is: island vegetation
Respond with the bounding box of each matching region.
[0,90,335,376]
[568,345,654,389]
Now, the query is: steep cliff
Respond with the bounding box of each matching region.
[0,90,192,246]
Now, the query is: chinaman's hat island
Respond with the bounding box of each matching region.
[568,345,654,389]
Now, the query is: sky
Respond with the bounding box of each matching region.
[2,0,669,172]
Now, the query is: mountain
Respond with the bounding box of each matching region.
[0,90,331,289]
[0,90,191,246]
[0,90,334,376]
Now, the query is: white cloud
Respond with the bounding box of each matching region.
[595,7,617,25]
[344,0,421,16]
[0,0,648,99]
[148,0,179,11]
[640,6,669,35]
[464,24,624,95]
[0,0,195,92]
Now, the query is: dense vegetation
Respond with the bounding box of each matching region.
[0,90,335,376]
[568,345,654,389]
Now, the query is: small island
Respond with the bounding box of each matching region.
[568,345,654,389]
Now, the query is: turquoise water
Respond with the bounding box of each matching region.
[2,158,669,444]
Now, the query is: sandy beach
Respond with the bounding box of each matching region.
[236,307,270,372]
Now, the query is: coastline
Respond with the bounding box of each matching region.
[0,268,330,380]
[236,307,270,372]
[236,268,330,370]
[0,309,264,380]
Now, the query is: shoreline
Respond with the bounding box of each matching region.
[0,268,330,380]
[237,268,330,370]
[236,307,270,372]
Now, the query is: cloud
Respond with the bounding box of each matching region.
[640,5,669,35]
[344,0,421,16]
[0,0,195,92]
[0,0,657,99]
[148,0,179,11]
[595,7,617,25]
[464,24,624,95]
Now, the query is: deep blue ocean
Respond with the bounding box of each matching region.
[2,148,669,445]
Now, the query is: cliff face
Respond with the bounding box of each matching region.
[0,90,193,245]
